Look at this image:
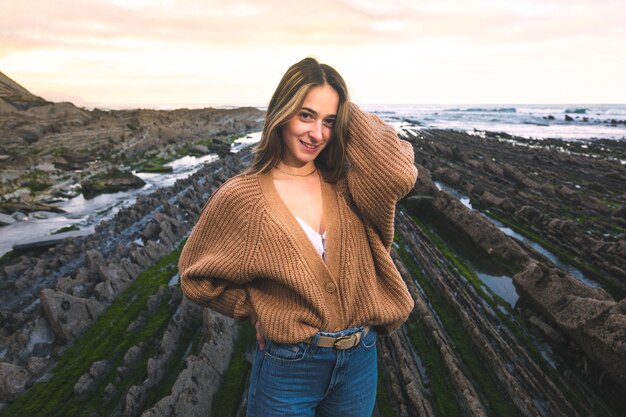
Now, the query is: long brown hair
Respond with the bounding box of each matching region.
[246,57,350,183]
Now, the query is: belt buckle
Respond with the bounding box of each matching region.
[333,333,358,349]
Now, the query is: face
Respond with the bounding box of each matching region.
[280,83,339,167]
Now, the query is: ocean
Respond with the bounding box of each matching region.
[151,103,626,142]
[362,104,626,141]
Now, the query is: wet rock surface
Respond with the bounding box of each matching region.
[79,169,146,198]
[141,309,238,417]
[39,288,106,343]
[1,121,625,416]
[0,145,252,412]
[402,130,626,385]
[514,262,626,389]
[385,209,620,416]
[408,128,626,297]
[0,73,264,209]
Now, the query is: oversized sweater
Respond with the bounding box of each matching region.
[179,104,418,344]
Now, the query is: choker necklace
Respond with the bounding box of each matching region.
[275,165,317,177]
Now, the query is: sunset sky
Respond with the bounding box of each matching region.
[1,0,624,108]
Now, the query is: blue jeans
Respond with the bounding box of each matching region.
[246,326,378,417]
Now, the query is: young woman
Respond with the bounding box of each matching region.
[179,57,417,416]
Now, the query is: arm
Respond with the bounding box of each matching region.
[346,103,418,249]
[178,178,256,320]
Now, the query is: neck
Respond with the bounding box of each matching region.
[275,161,317,177]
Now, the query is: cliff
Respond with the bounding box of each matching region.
[0,71,265,209]
[0,71,49,111]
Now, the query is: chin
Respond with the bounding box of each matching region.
[296,156,318,165]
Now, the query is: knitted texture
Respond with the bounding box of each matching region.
[179,104,418,344]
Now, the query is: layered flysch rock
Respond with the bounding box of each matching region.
[0,71,49,111]
[1,115,625,416]
[0,126,255,413]
[409,128,626,297]
[0,71,265,211]
[514,263,626,389]
[402,127,626,392]
[388,210,583,416]
[141,309,238,417]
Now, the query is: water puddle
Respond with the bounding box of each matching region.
[231,131,262,153]
[433,181,602,289]
[489,219,601,288]
[0,132,261,257]
[477,272,518,306]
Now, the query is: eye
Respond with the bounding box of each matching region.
[323,118,336,128]
[299,111,314,121]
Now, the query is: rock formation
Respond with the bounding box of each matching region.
[0,71,49,111]
[1,106,624,415]
[0,109,256,414]
[0,71,265,213]
[402,130,626,392]
[409,128,626,297]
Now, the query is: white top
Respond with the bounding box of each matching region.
[294,216,327,262]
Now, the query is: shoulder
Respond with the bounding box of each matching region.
[216,172,261,196]
[348,102,392,132]
[204,172,263,213]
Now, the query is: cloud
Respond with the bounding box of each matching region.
[1,0,623,56]
[1,0,624,105]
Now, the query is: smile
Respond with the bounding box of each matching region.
[299,139,319,150]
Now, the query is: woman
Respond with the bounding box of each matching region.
[179,57,417,416]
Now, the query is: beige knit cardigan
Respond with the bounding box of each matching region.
[179,104,417,344]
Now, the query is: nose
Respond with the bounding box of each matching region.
[309,121,323,142]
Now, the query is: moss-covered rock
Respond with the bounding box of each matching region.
[80,169,146,198]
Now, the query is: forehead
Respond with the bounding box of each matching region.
[302,84,339,117]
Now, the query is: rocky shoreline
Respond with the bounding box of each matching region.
[403,125,625,386]
[0,91,264,254]
[408,128,626,297]
[395,158,625,414]
[0,144,252,414]
[0,76,264,217]
[1,82,624,414]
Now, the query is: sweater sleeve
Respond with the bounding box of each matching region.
[346,103,418,249]
[178,177,256,320]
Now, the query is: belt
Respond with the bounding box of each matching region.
[307,326,370,350]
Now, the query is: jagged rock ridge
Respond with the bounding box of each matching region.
[1,121,624,416]
[0,71,49,111]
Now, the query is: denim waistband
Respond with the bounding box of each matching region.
[308,325,366,348]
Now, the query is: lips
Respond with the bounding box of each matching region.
[299,139,319,150]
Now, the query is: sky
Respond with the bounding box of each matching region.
[0,0,625,108]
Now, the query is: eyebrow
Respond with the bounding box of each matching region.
[301,107,336,118]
